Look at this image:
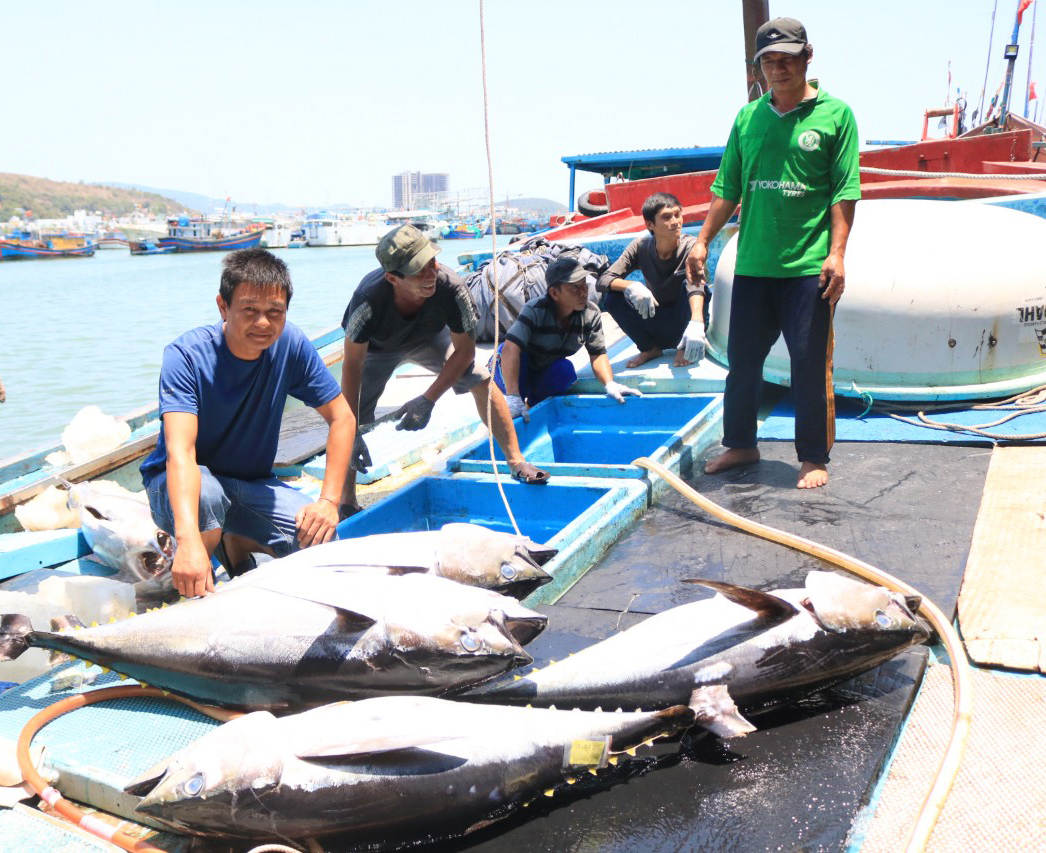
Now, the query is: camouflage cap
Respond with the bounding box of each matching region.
[375,224,441,275]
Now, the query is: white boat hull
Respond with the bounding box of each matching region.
[708,199,1046,401]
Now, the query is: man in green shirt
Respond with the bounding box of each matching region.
[687,16,860,489]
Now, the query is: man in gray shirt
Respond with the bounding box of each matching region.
[596,192,708,368]
[493,257,641,421]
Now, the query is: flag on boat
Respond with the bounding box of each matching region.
[1018,0,1034,25]
[1030,82,1038,101]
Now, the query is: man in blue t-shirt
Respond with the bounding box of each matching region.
[140,249,355,598]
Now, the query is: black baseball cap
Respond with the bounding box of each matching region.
[754,17,809,61]
[545,257,588,288]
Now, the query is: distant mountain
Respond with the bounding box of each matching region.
[0,173,187,221]
[103,183,299,217]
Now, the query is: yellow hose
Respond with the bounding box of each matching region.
[632,457,972,853]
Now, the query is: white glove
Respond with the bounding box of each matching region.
[623,281,659,319]
[678,320,708,364]
[505,394,530,423]
[605,380,642,403]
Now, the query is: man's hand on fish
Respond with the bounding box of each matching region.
[295,499,339,548]
[171,536,215,598]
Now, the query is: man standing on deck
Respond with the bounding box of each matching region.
[339,225,548,515]
[140,248,356,598]
[597,192,708,369]
[687,17,860,489]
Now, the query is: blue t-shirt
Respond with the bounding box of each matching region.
[140,321,341,483]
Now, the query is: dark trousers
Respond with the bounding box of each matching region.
[723,274,835,464]
[603,288,691,352]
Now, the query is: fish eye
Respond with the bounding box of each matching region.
[181,773,205,797]
[874,609,893,629]
[500,563,517,580]
[459,632,481,652]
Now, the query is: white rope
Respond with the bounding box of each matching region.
[860,165,1046,180]
[478,0,521,536]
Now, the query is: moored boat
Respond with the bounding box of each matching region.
[157,216,267,252]
[127,239,177,256]
[304,211,392,247]
[0,230,95,260]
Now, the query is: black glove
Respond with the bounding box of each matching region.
[394,395,435,431]
[351,434,372,473]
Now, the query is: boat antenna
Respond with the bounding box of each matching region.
[1024,0,1038,117]
[742,0,770,102]
[978,0,999,123]
[998,0,1033,127]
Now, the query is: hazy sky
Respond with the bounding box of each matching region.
[3,1,1038,209]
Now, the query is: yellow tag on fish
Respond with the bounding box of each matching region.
[564,737,610,769]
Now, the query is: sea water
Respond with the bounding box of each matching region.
[0,237,496,461]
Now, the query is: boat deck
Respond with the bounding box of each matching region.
[1,327,1044,851]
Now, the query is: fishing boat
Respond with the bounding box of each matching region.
[383,209,448,242]
[442,221,483,239]
[157,216,267,252]
[0,230,95,260]
[0,6,1042,852]
[127,239,177,256]
[254,216,297,249]
[303,211,392,247]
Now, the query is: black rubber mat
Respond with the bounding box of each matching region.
[422,441,980,853]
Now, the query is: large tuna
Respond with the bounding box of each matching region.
[267,522,556,597]
[0,571,545,710]
[62,478,174,581]
[127,696,695,847]
[465,572,929,729]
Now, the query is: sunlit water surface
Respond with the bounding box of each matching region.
[0,237,495,460]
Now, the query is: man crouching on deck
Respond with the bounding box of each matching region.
[686,16,860,489]
[140,248,356,597]
[339,225,548,515]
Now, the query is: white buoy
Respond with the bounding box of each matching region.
[708,198,1046,401]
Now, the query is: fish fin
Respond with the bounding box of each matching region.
[382,565,429,576]
[682,579,798,626]
[688,685,755,738]
[692,662,733,686]
[0,615,32,661]
[653,704,698,728]
[48,650,76,666]
[50,615,87,632]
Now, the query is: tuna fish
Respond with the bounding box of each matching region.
[268,522,556,597]
[61,478,174,581]
[0,571,546,710]
[127,696,696,847]
[465,572,929,731]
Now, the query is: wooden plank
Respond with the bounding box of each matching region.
[957,445,1046,673]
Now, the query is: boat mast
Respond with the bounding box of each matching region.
[998,1,1028,127]
[743,0,770,102]
[1024,1,1037,117]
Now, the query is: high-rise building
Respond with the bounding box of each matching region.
[391,171,450,208]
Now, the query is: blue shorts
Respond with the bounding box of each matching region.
[489,344,577,407]
[145,466,313,556]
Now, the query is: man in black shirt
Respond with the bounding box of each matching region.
[340,226,548,513]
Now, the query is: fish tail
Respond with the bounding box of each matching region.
[689,685,755,738]
[0,614,33,661]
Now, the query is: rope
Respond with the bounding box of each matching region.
[860,166,1046,180]
[477,0,520,536]
[852,382,1046,441]
[631,457,973,853]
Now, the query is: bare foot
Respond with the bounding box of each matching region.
[626,347,663,368]
[797,462,828,489]
[704,447,760,475]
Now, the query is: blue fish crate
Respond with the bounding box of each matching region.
[447,394,723,490]
[336,474,648,605]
